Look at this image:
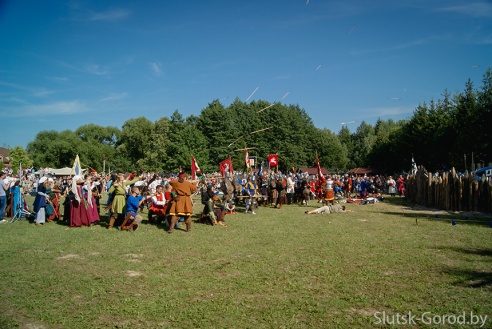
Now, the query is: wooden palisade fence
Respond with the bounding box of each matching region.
[406,166,492,213]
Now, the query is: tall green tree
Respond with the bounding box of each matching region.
[140,117,171,172]
[338,126,355,168]
[27,130,81,168]
[351,121,376,167]
[477,67,492,164]
[8,146,33,173]
[197,100,236,167]
[117,117,154,171]
[367,119,404,173]
[75,124,120,171]
[313,128,348,172]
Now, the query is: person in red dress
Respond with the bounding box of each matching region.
[397,175,406,197]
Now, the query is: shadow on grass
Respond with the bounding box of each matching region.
[382,195,410,206]
[382,210,492,227]
[437,246,492,288]
[378,196,492,227]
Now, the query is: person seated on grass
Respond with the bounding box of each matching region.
[360,188,369,199]
[305,204,351,214]
[225,199,236,214]
[119,186,153,232]
[213,205,227,226]
[148,184,166,224]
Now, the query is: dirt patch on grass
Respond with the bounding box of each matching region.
[349,307,381,317]
[25,322,48,329]
[126,270,142,277]
[57,254,82,260]
[125,253,144,258]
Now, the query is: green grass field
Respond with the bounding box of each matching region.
[1,195,491,328]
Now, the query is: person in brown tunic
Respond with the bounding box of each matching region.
[167,172,197,233]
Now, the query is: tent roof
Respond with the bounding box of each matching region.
[36,167,86,176]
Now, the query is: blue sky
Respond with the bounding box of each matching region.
[1,0,491,149]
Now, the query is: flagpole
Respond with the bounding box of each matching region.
[191,155,194,180]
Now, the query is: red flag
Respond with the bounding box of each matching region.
[219,158,234,177]
[191,156,201,180]
[268,154,278,167]
[316,151,325,184]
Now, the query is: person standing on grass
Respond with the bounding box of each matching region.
[268,175,278,206]
[201,182,218,222]
[162,183,178,229]
[397,175,406,197]
[244,176,257,214]
[33,177,53,226]
[387,176,397,197]
[0,171,12,224]
[286,173,295,205]
[167,172,197,233]
[107,173,141,229]
[275,176,287,209]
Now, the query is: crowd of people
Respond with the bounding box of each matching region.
[0,166,409,228]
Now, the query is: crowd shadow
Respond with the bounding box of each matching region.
[381,210,492,227]
[435,246,492,288]
[378,196,492,227]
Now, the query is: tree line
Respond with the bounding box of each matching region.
[8,68,490,175]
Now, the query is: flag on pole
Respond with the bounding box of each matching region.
[245,149,250,169]
[411,155,418,175]
[191,156,201,180]
[219,158,234,177]
[316,151,322,178]
[268,154,278,167]
[71,154,82,176]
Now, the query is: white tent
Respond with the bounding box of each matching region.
[36,167,86,176]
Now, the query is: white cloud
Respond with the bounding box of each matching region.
[0,101,88,118]
[99,92,128,102]
[349,35,447,56]
[89,9,131,22]
[149,62,163,76]
[84,63,109,76]
[436,2,492,17]
[0,81,56,98]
